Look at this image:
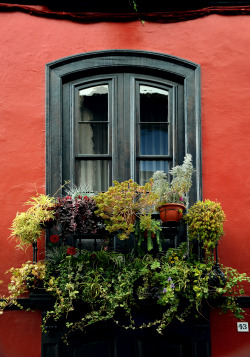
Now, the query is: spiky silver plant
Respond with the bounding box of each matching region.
[152,154,194,207]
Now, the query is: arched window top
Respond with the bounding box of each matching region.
[47,49,200,79]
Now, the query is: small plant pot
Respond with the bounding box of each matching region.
[159,203,185,222]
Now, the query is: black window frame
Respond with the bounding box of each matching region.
[46,50,202,205]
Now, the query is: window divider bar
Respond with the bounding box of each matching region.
[137,155,173,160]
[75,155,112,159]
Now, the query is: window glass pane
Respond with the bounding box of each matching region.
[139,161,169,185]
[139,85,169,156]
[79,85,108,122]
[79,123,108,154]
[76,160,109,192]
[140,123,168,155]
[140,85,168,123]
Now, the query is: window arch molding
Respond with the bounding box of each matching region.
[46,50,201,204]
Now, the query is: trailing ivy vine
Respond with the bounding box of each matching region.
[1,243,249,343]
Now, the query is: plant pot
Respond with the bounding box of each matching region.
[159,203,185,222]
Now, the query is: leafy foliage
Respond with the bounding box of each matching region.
[4,177,250,343]
[95,179,157,240]
[53,195,102,237]
[152,154,194,207]
[1,244,249,342]
[10,194,56,250]
[184,200,226,251]
[135,217,162,252]
[65,184,95,199]
[0,260,46,312]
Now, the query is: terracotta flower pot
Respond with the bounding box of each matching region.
[159,203,185,222]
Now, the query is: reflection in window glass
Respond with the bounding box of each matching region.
[79,85,108,122]
[140,85,168,123]
[139,161,169,185]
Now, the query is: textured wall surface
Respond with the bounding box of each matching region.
[1,10,250,356]
[0,310,41,357]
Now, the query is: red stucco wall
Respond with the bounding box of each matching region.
[210,309,250,357]
[0,311,41,357]
[1,10,250,356]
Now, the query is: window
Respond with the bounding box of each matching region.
[46,50,201,205]
[73,74,176,191]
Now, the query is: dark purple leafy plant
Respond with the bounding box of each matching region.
[53,195,101,236]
